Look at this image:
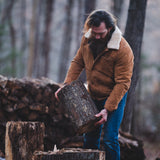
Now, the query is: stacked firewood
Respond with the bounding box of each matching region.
[0,75,145,160]
[0,75,74,155]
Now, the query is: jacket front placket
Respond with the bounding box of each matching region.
[91,47,109,70]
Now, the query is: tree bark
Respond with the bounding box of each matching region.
[121,0,148,133]
[27,0,38,77]
[76,0,84,50]
[58,80,100,135]
[1,1,15,24]
[41,0,54,77]
[8,0,16,77]
[78,0,96,83]
[5,121,45,160]
[58,0,74,83]
[34,0,43,78]
[84,0,96,21]
[19,0,26,77]
[112,0,124,26]
[0,0,16,77]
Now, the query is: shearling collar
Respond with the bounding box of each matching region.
[84,26,122,50]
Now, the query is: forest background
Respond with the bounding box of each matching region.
[0,0,160,159]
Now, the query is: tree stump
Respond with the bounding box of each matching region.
[5,121,45,160]
[33,148,105,160]
[58,80,100,135]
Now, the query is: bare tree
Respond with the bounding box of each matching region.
[8,0,16,77]
[20,0,26,53]
[19,0,27,77]
[84,0,96,21]
[121,0,148,133]
[1,0,17,76]
[58,0,74,83]
[27,0,38,77]
[0,0,16,76]
[78,0,96,82]
[33,0,43,77]
[76,0,84,50]
[1,0,15,24]
[41,0,54,77]
[112,0,124,26]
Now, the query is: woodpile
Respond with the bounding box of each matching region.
[0,75,146,160]
[0,75,73,154]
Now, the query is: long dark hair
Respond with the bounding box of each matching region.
[84,9,117,34]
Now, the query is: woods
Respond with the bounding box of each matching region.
[0,0,160,159]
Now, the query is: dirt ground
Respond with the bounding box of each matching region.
[143,140,160,160]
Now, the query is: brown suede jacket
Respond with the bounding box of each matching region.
[64,26,134,111]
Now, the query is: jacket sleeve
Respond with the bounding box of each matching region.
[104,43,134,111]
[64,37,85,84]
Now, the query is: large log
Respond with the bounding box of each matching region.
[5,121,45,160]
[33,148,105,160]
[58,80,101,135]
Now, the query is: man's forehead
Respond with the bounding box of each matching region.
[91,22,107,32]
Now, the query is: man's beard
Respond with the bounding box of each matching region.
[89,36,107,59]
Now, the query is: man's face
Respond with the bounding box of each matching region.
[91,22,109,41]
[91,22,108,40]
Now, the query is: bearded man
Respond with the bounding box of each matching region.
[55,9,134,160]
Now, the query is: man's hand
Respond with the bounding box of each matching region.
[54,87,62,101]
[55,83,68,101]
[95,109,108,126]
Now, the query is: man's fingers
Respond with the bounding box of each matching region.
[95,113,101,117]
[95,118,105,126]
[55,88,62,101]
[55,93,59,101]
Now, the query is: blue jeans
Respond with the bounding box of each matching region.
[83,92,127,160]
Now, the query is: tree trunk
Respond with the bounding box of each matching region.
[58,0,74,83]
[41,0,54,77]
[84,0,96,21]
[34,0,43,78]
[57,80,100,135]
[112,0,124,26]
[1,1,15,24]
[121,0,148,133]
[8,0,16,77]
[5,121,45,160]
[78,0,96,83]
[76,0,84,50]
[19,0,26,77]
[27,0,38,77]
[33,148,105,160]
[0,1,16,77]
